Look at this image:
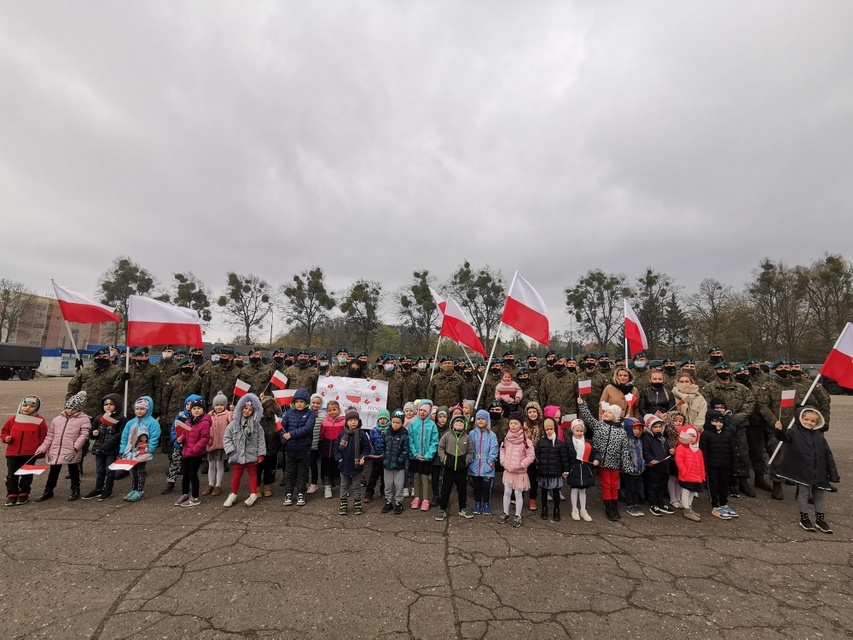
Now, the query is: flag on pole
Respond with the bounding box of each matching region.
[500,274,550,345]
[270,370,288,390]
[109,459,139,471]
[233,379,251,398]
[15,464,49,476]
[780,389,797,408]
[174,420,192,434]
[273,389,296,406]
[624,301,649,358]
[52,282,120,324]
[13,414,43,427]
[127,295,203,347]
[820,322,853,389]
[99,414,119,427]
[624,393,637,407]
[429,288,487,356]
[578,379,592,395]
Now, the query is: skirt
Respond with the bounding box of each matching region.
[503,470,530,492]
[207,449,225,462]
[678,480,705,493]
[538,475,563,490]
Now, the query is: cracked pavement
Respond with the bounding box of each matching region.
[1,379,851,639]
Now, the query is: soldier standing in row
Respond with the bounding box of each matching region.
[428,356,465,409]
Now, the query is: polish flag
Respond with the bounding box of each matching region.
[270,370,288,390]
[624,393,637,407]
[109,459,138,471]
[561,414,577,424]
[127,296,203,347]
[99,414,119,427]
[275,415,283,431]
[780,389,797,408]
[820,323,853,390]
[429,287,447,314]
[578,379,592,395]
[233,379,251,398]
[430,289,487,356]
[273,389,296,406]
[13,414,43,427]
[52,282,120,324]
[14,464,49,476]
[174,420,192,434]
[501,274,549,345]
[624,301,648,358]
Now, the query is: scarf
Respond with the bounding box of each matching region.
[673,381,699,403]
[241,416,255,436]
[572,436,585,459]
[613,382,634,396]
[689,442,700,453]
[339,427,361,460]
[504,429,527,449]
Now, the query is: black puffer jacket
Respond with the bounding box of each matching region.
[641,430,672,475]
[775,407,839,489]
[698,410,737,471]
[89,393,126,456]
[534,436,569,477]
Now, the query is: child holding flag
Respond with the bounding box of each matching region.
[118,396,161,502]
[82,394,126,501]
[3,395,48,506]
[35,393,91,502]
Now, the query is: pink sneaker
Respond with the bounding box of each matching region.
[411,497,421,509]
[420,499,430,511]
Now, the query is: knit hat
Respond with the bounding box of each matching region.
[475,409,490,425]
[189,397,206,410]
[508,411,524,424]
[570,418,584,431]
[678,426,698,444]
[345,410,360,423]
[418,399,434,414]
[134,397,150,410]
[403,402,415,413]
[599,402,622,421]
[377,409,391,424]
[391,409,405,422]
[643,414,663,430]
[450,415,467,431]
[65,392,87,411]
[436,406,449,420]
[310,393,323,404]
[212,391,228,407]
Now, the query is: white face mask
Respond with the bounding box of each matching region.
[384,364,395,372]
[417,363,427,371]
[211,354,220,363]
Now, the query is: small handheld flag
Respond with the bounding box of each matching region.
[233,379,251,398]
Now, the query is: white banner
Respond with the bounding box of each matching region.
[317,375,389,430]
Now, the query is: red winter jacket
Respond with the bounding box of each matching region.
[675,442,706,483]
[319,415,345,458]
[181,414,212,458]
[2,414,48,457]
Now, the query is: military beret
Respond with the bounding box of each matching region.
[517,367,529,375]
[178,357,193,366]
[174,348,188,356]
[789,358,800,365]
[584,352,598,360]
[680,357,695,365]
[545,350,556,357]
[357,351,368,358]
[210,346,222,354]
[633,352,647,359]
[318,352,328,359]
[162,345,174,351]
[554,353,565,360]
[93,347,110,357]
[771,358,788,368]
[132,346,149,356]
[502,350,514,356]
[273,348,284,356]
[708,345,721,353]
[648,360,663,368]
[527,352,537,358]
[190,346,203,352]
[663,357,676,365]
[732,362,747,374]
[298,349,310,356]
[713,361,731,369]
[598,352,610,359]
[234,351,243,357]
[745,358,758,365]
[219,346,236,355]
[336,347,348,355]
[439,355,453,363]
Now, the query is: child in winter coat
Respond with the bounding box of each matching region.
[435,416,475,521]
[430,407,450,507]
[534,417,569,522]
[279,389,317,507]
[774,407,839,533]
[495,371,523,414]
[365,409,390,503]
[524,401,546,511]
[334,410,371,515]
[468,410,499,516]
[498,412,535,528]
[223,393,266,507]
[319,400,345,498]
[382,410,410,514]
[578,397,630,522]
[162,394,200,495]
[34,393,91,502]
[408,399,438,511]
[308,394,325,494]
[567,418,600,522]
[117,396,161,502]
[700,410,739,520]
[663,411,685,508]
[621,418,647,517]
[175,397,212,507]
[204,392,231,496]
[82,394,125,501]
[675,425,706,522]
[641,414,675,516]
[257,397,282,498]
[2,395,47,506]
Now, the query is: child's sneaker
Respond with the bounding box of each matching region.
[402,487,410,497]
[512,515,522,528]
[223,493,238,507]
[435,509,446,521]
[472,502,481,515]
[283,493,293,506]
[245,493,257,507]
[683,509,701,522]
[394,502,403,515]
[324,485,333,499]
[296,494,306,506]
[498,513,510,524]
[711,507,731,520]
[339,499,348,515]
[381,501,394,513]
[307,484,318,494]
[4,496,17,507]
[126,491,142,502]
[82,489,101,500]
[579,509,592,522]
[16,495,29,505]
[410,497,421,509]
[670,500,683,509]
[420,499,430,511]
[182,497,201,508]
[658,504,674,515]
[799,516,816,531]
[482,502,491,516]
[815,520,833,534]
[97,493,111,502]
[460,508,475,519]
[722,505,739,518]
[175,494,189,506]
[354,499,363,515]
[648,505,662,517]
[626,505,643,517]
[571,508,580,521]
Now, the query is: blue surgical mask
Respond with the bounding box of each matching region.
[384,364,395,372]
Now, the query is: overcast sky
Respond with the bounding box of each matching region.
[2,1,851,342]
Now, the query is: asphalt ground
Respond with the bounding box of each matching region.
[1,378,851,639]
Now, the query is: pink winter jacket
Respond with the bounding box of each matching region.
[499,430,535,473]
[181,414,212,458]
[207,409,232,452]
[36,411,91,465]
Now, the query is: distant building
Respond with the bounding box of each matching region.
[3,293,105,349]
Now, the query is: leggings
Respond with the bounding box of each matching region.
[502,484,523,517]
[598,467,620,501]
[796,485,826,514]
[470,476,493,504]
[681,488,698,510]
[180,457,202,498]
[570,487,587,511]
[130,462,147,492]
[208,459,225,488]
[231,462,258,495]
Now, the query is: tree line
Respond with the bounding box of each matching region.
[2,254,851,362]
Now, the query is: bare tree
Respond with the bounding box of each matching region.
[0,279,37,342]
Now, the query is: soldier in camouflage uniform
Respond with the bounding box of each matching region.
[401,355,426,405]
[461,362,481,404]
[160,356,204,453]
[195,346,216,380]
[597,352,614,378]
[524,353,543,389]
[732,362,774,492]
[746,358,772,386]
[537,354,579,417]
[480,362,505,408]
[66,347,123,417]
[329,347,350,378]
[202,347,241,407]
[157,345,180,381]
[284,349,319,394]
[488,400,508,445]
[126,347,165,417]
[428,356,465,408]
[578,353,606,409]
[631,352,651,391]
[516,367,539,406]
[374,355,404,411]
[661,357,679,387]
[238,347,270,396]
[699,361,756,497]
[695,345,724,384]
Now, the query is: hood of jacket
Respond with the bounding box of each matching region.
[134,395,155,419]
[525,401,542,419]
[293,388,312,404]
[18,395,42,414]
[794,406,825,430]
[234,393,263,429]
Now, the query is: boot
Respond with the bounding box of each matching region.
[36,489,54,502]
[754,476,773,492]
[609,500,622,521]
[339,498,348,515]
[738,477,756,498]
[771,482,784,500]
[263,485,272,498]
[552,505,561,522]
[571,508,580,521]
[354,499,363,515]
[540,502,548,520]
[160,482,175,495]
[68,486,81,501]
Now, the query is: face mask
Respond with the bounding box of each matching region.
[384,364,395,373]
[519,377,529,383]
[528,362,537,369]
[715,372,730,381]
[134,359,149,368]
[748,367,760,378]
[664,366,676,374]
[633,362,646,370]
[192,354,204,363]
[554,364,566,372]
[790,369,802,377]
[710,355,723,364]
[651,381,664,389]
[454,365,463,373]
[599,362,612,371]
[402,363,411,370]
[430,363,438,371]
[250,357,261,365]
[585,363,596,371]
[220,358,233,367]
[180,367,194,375]
[567,366,577,373]
[338,357,348,365]
[211,354,220,363]
[273,356,284,364]
[285,358,294,366]
[319,360,329,369]
[490,412,502,421]
[735,374,750,384]
[417,363,427,371]
[162,353,173,360]
[775,370,789,379]
[94,358,110,369]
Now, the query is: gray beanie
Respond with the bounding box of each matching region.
[65,392,87,411]
[212,391,229,407]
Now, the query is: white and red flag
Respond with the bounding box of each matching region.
[233,379,251,398]
[578,379,592,395]
[52,282,120,324]
[15,463,48,476]
[270,370,288,390]
[780,389,797,408]
[174,420,192,434]
[820,323,853,390]
[127,296,202,347]
[13,414,43,427]
[273,389,296,406]
[108,459,138,471]
[99,414,119,427]
[429,288,487,356]
[500,274,550,345]
[624,393,637,407]
[624,301,649,358]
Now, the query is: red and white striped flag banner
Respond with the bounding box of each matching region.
[270,370,288,390]
[780,389,797,408]
[127,295,203,348]
[500,274,550,345]
[561,414,577,424]
[174,420,192,434]
[273,389,296,406]
[624,393,637,407]
[13,414,43,427]
[100,414,119,427]
[52,281,121,324]
[233,379,251,398]
[15,464,49,476]
[624,301,648,358]
[820,322,853,389]
[109,459,139,471]
[578,379,592,395]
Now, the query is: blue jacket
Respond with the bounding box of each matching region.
[334,427,371,476]
[278,389,316,453]
[368,426,387,459]
[467,422,499,478]
[408,416,438,460]
[119,395,161,459]
[382,427,410,470]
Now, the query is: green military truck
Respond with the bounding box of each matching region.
[0,343,42,380]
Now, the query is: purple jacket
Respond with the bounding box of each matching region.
[181,414,212,458]
[36,411,91,465]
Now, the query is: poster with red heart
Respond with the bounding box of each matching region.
[316,375,389,430]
